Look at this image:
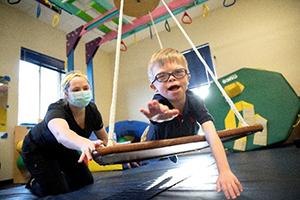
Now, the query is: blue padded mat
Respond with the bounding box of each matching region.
[1,145,299,200]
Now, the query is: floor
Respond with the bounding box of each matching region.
[0,144,299,200]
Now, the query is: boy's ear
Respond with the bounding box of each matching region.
[150,84,158,92]
[187,74,191,87]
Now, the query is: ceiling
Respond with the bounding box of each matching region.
[1,0,224,53]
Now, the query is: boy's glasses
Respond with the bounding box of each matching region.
[152,68,189,84]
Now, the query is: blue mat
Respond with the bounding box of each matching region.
[1,145,299,200]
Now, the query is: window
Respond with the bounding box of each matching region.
[18,48,65,125]
[182,43,216,99]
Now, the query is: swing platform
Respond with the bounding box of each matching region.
[93,124,263,165]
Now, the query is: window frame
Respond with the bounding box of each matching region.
[18,47,65,125]
[182,43,217,89]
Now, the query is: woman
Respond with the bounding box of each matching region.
[22,71,108,197]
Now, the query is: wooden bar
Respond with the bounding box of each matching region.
[95,124,263,156]
[93,124,263,165]
[95,141,210,165]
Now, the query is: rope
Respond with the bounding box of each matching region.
[148,12,163,49]
[108,0,125,146]
[161,0,247,126]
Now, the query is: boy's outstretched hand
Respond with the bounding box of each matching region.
[140,100,179,123]
[216,170,243,199]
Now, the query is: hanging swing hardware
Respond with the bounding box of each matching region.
[149,25,153,39]
[223,0,237,8]
[181,11,192,24]
[202,4,209,18]
[120,40,127,52]
[164,20,171,32]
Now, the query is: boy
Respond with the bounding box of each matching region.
[140,48,243,199]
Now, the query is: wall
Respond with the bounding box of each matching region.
[116,0,300,122]
[0,3,112,180]
[93,51,113,126]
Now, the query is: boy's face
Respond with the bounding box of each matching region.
[150,61,189,102]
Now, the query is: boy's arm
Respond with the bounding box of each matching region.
[140,100,179,122]
[202,121,243,199]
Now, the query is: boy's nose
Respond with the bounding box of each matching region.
[168,75,176,82]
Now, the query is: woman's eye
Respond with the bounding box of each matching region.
[71,87,80,92]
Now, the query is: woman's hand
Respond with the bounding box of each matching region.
[140,100,179,123]
[78,139,104,163]
[216,170,243,199]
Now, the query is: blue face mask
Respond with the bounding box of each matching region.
[68,90,92,108]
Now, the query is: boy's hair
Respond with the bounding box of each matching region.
[61,71,90,92]
[148,48,188,82]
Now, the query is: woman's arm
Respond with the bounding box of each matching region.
[48,118,103,162]
[94,127,108,146]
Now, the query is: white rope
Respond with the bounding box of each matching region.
[204,61,211,87]
[108,0,125,145]
[161,0,248,126]
[148,11,163,49]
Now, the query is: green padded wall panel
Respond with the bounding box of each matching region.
[204,68,300,151]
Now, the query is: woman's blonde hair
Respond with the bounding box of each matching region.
[61,71,90,92]
[148,48,188,82]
